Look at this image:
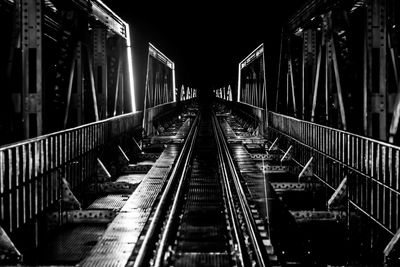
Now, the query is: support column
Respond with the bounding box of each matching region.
[93,26,108,119]
[324,13,342,128]
[75,43,84,124]
[108,38,123,117]
[323,15,332,124]
[365,0,387,140]
[21,0,42,138]
[302,29,317,120]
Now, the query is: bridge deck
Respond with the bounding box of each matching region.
[21,117,191,266]
[81,144,180,267]
[0,102,398,266]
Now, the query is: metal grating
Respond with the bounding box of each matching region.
[87,195,130,210]
[186,188,223,203]
[219,119,237,139]
[80,258,127,267]
[175,118,192,138]
[136,152,160,161]
[81,143,181,267]
[244,143,265,153]
[178,223,226,238]
[174,252,230,267]
[116,174,145,184]
[29,224,107,264]
[135,160,155,166]
[228,142,274,224]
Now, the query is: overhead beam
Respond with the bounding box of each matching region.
[287,0,362,33]
[72,0,128,38]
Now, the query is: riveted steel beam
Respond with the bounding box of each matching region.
[21,0,43,138]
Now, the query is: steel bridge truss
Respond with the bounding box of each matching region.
[277,0,400,144]
[142,43,177,136]
[237,43,267,110]
[0,0,135,143]
[268,111,400,263]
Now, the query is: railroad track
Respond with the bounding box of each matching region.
[133,108,271,267]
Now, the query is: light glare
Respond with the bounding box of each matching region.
[126,23,136,112]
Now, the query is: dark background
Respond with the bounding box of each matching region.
[103,1,306,98]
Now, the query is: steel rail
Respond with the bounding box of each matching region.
[212,114,248,267]
[152,111,252,267]
[152,114,200,267]
[212,113,269,267]
[133,114,200,267]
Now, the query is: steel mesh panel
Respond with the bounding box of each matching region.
[174,252,230,267]
[116,174,145,184]
[82,143,180,267]
[32,224,107,264]
[87,195,130,210]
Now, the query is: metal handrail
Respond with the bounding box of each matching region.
[213,114,247,267]
[0,112,142,234]
[270,111,400,149]
[269,111,400,235]
[0,111,140,150]
[270,126,400,195]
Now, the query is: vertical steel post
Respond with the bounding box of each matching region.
[262,47,268,130]
[363,11,368,135]
[288,58,297,117]
[76,43,84,125]
[172,63,176,102]
[113,53,122,117]
[276,28,284,112]
[365,0,387,140]
[252,70,257,107]
[303,29,317,121]
[389,33,400,142]
[142,52,151,135]
[286,71,290,112]
[311,45,322,122]
[302,31,306,119]
[331,39,347,130]
[93,26,108,119]
[237,62,241,102]
[87,47,100,121]
[125,23,135,113]
[21,0,42,138]
[63,49,77,129]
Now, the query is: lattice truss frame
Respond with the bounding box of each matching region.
[276,0,400,143]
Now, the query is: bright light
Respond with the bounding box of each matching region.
[172,63,176,102]
[237,63,241,102]
[125,23,136,112]
[294,27,303,36]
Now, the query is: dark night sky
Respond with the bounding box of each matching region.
[103,1,305,96]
